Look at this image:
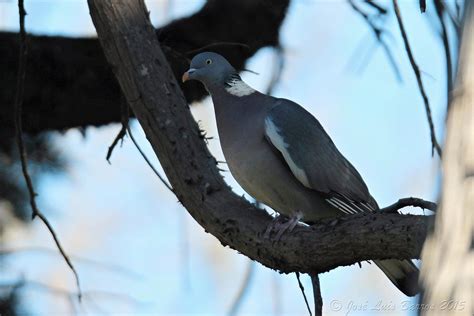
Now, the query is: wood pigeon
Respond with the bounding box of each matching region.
[182,52,419,296]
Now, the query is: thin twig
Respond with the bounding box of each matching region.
[348,0,402,81]
[434,0,454,110]
[228,260,255,316]
[106,100,130,163]
[380,197,437,213]
[420,0,427,13]
[440,1,461,35]
[13,0,81,301]
[35,213,82,298]
[364,0,387,14]
[295,272,312,316]
[310,274,323,316]
[392,0,442,157]
[127,125,174,193]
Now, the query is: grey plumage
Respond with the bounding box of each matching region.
[183,52,419,297]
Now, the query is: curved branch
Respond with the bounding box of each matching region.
[381,197,437,213]
[88,0,431,276]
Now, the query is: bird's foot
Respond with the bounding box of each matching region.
[264,215,288,239]
[264,211,303,240]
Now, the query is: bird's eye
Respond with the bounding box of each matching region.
[206,59,212,65]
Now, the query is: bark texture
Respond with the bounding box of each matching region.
[87,0,431,275]
[420,6,474,315]
[0,0,289,134]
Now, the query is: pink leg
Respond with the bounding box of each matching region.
[264,211,303,240]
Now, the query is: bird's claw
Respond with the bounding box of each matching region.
[264,212,303,240]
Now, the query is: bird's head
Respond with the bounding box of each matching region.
[182,52,236,87]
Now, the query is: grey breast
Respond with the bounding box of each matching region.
[211,91,336,221]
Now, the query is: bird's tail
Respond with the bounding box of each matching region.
[374,259,420,296]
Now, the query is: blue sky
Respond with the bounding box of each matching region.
[0,0,450,315]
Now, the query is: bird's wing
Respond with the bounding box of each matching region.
[264,98,378,213]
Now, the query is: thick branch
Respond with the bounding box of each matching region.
[0,0,289,134]
[88,0,431,276]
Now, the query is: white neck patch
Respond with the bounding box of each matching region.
[225,77,255,97]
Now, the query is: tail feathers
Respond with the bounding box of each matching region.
[374,259,420,297]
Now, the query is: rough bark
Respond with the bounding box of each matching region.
[420,5,474,315]
[87,0,432,275]
[0,0,289,134]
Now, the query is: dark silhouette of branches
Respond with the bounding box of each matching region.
[0,0,290,134]
[393,0,442,157]
[13,0,81,300]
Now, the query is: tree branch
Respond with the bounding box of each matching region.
[87,0,432,278]
[393,0,442,157]
[0,0,289,134]
[380,197,437,213]
[296,272,312,316]
[310,274,323,316]
[13,0,81,300]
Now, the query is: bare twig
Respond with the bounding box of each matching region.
[392,0,442,157]
[127,125,174,193]
[106,100,130,163]
[420,0,427,13]
[106,126,127,163]
[105,98,173,193]
[440,1,461,35]
[310,274,323,316]
[348,0,402,81]
[381,197,437,213]
[434,0,454,109]
[228,260,255,316]
[295,272,312,316]
[13,0,81,301]
[364,0,387,14]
